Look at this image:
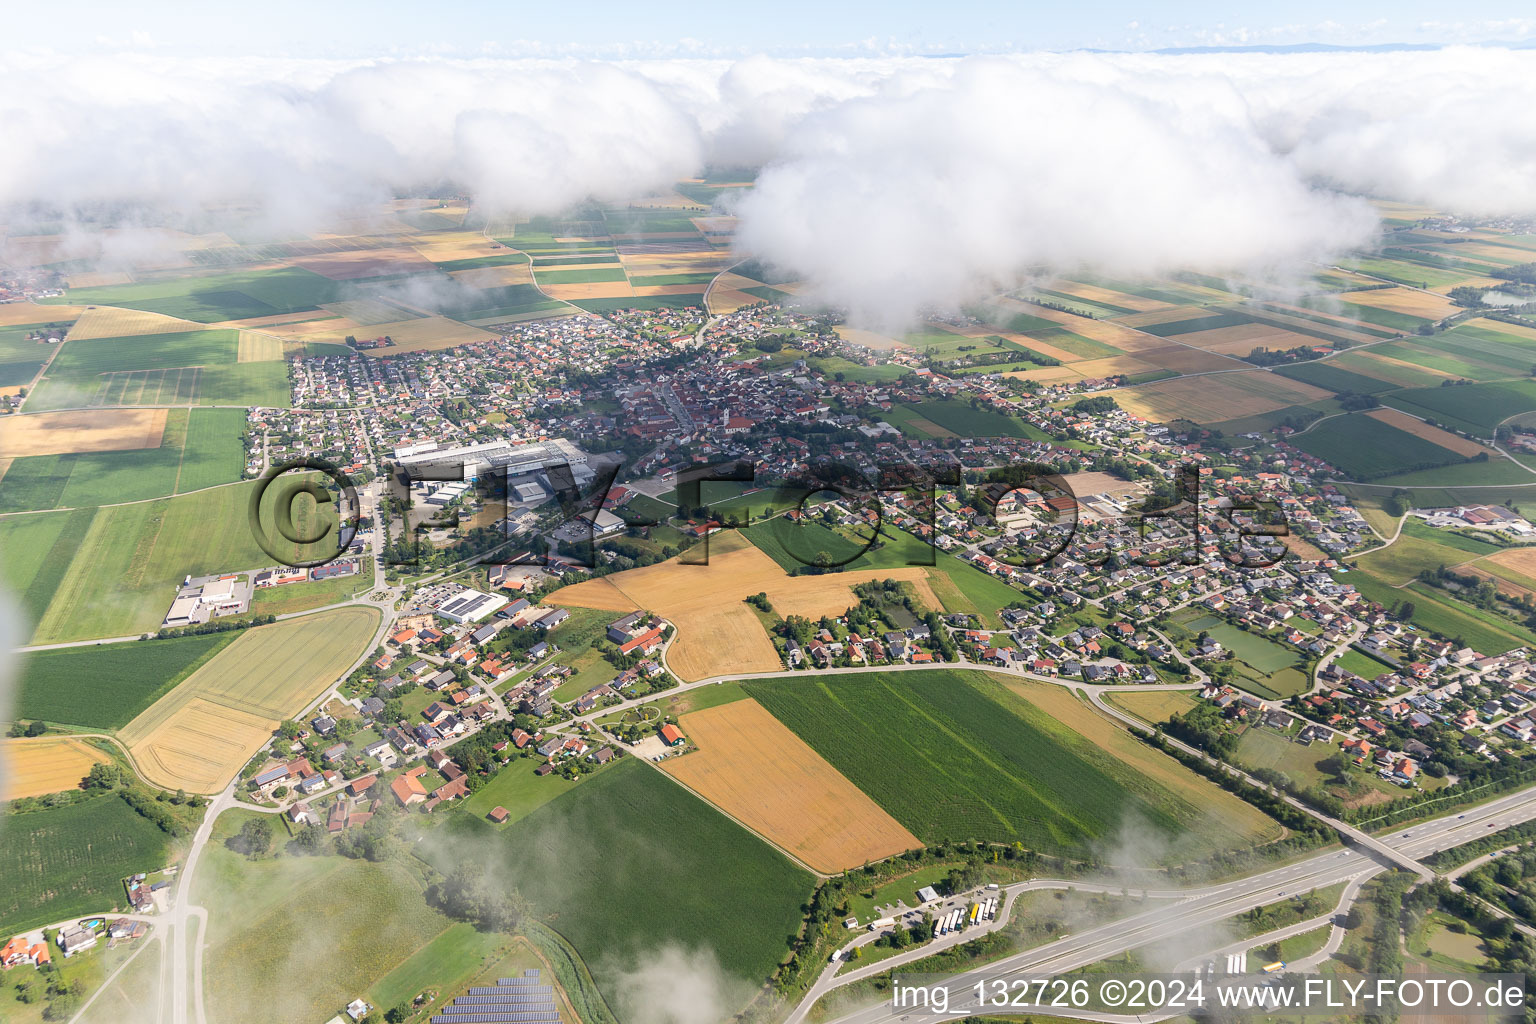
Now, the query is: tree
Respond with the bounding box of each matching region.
[85,762,123,789]
[386,1007,410,1024]
[227,817,273,857]
[24,720,46,737]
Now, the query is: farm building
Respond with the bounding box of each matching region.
[660,723,684,746]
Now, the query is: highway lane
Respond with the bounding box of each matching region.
[809,786,1536,1024]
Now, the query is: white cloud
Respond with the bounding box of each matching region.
[2,48,1534,327]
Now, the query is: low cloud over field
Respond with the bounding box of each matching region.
[3,47,1536,324]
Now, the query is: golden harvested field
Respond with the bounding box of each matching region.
[619,250,730,274]
[65,271,134,289]
[0,737,112,800]
[1136,344,1246,373]
[236,331,284,363]
[549,532,934,680]
[254,315,359,344]
[1470,317,1536,342]
[1102,689,1202,725]
[354,317,500,354]
[834,326,906,350]
[410,232,513,263]
[0,302,84,327]
[995,676,1281,843]
[1460,564,1535,601]
[541,281,633,301]
[447,263,534,288]
[65,306,202,341]
[1266,304,1401,345]
[1063,355,1159,378]
[1059,472,1147,500]
[1282,533,1330,562]
[994,333,1080,362]
[215,311,341,329]
[631,283,708,297]
[0,408,166,456]
[1365,408,1491,456]
[1003,365,1082,383]
[291,246,437,280]
[707,288,759,314]
[662,699,920,872]
[1049,280,1172,312]
[119,606,380,792]
[1336,350,1455,384]
[1118,306,1220,329]
[1345,286,1457,320]
[1110,371,1330,424]
[1483,547,1536,589]
[996,298,1156,349]
[1173,323,1326,354]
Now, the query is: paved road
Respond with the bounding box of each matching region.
[803,785,1536,1024]
[1085,686,1434,880]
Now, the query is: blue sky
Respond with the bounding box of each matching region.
[12,0,1536,58]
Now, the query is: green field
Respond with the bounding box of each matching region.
[460,755,581,827]
[248,558,371,616]
[1273,361,1399,395]
[0,407,246,511]
[742,670,1258,856]
[1188,620,1298,674]
[1288,413,1469,481]
[26,479,330,643]
[1019,326,1121,358]
[1343,568,1536,655]
[1298,296,1429,332]
[43,267,343,322]
[534,267,628,284]
[571,294,703,313]
[1370,339,1521,382]
[900,399,1034,438]
[197,816,454,1024]
[807,356,911,382]
[1368,459,1536,487]
[0,507,97,628]
[1384,380,1536,436]
[1235,728,1399,805]
[1355,531,1491,585]
[26,329,288,410]
[365,922,507,1013]
[628,272,717,286]
[0,795,172,933]
[1335,647,1398,679]
[0,447,178,512]
[0,322,70,387]
[176,408,249,491]
[919,553,1027,628]
[1344,257,1475,290]
[435,759,811,1004]
[430,252,530,272]
[10,632,238,730]
[425,282,551,321]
